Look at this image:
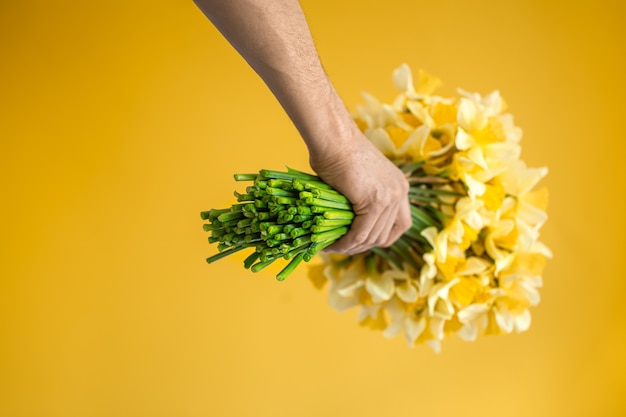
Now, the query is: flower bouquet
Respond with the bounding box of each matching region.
[201,65,551,351]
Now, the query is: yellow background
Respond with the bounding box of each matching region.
[1,0,625,416]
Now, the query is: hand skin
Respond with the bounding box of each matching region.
[194,0,412,255]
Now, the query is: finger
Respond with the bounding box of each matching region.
[346,203,396,255]
[325,207,384,255]
[360,203,399,251]
[380,197,412,247]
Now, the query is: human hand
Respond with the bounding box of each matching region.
[309,130,412,255]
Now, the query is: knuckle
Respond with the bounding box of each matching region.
[401,180,410,194]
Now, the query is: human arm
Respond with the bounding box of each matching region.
[193,0,411,254]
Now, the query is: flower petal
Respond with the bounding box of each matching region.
[327,287,359,311]
[396,280,418,303]
[365,273,395,303]
[455,128,474,151]
[367,128,396,156]
[513,309,532,332]
[468,146,488,170]
[457,257,490,276]
[392,63,414,92]
[405,316,427,346]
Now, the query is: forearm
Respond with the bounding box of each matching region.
[195,0,412,254]
[193,0,360,161]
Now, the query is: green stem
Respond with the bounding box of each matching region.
[234,173,258,181]
[265,187,298,197]
[410,205,439,228]
[290,228,310,238]
[389,237,422,272]
[408,194,444,204]
[293,214,312,223]
[303,240,334,261]
[286,166,321,180]
[410,186,463,197]
[272,196,299,205]
[276,252,306,281]
[243,252,261,269]
[293,235,312,247]
[322,210,355,220]
[304,197,352,211]
[267,179,293,189]
[315,218,352,227]
[312,225,346,233]
[217,211,245,222]
[235,192,255,202]
[311,188,350,204]
[283,242,310,257]
[311,226,349,243]
[296,205,312,215]
[260,169,319,182]
[206,244,250,264]
[302,180,334,190]
[251,258,278,273]
[207,208,231,221]
[400,160,426,173]
[369,247,402,269]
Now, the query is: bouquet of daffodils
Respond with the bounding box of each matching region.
[202,65,551,351]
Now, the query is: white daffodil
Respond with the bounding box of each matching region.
[324,261,365,312]
[421,197,484,264]
[484,283,536,334]
[364,269,395,303]
[355,91,400,131]
[383,297,428,348]
[380,265,420,303]
[491,298,532,334]
[427,278,459,319]
[457,303,490,341]
[496,160,552,269]
[484,217,517,275]
[428,317,447,345]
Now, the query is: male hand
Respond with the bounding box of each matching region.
[310,132,412,255]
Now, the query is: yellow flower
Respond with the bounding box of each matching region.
[480,182,506,211]
[448,257,492,308]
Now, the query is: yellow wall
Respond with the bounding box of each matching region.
[1,0,624,416]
